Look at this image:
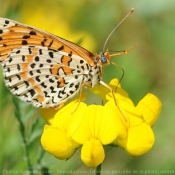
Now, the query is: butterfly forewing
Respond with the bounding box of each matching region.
[0,18,96,65]
[0,18,100,108]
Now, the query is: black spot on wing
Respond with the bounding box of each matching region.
[58,45,64,51]
[70,91,74,94]
[41,41,45,46]
[22,55,25,62]
[68,51,72,57]
[49,79,54,83]
[5,20,9,24]
[24,81,30,88]
[81,66,85,70]
[50,86,56,93]
[80,60,84,64]
[35,56,40,62]
[41,82,47,88]
[46,59,52,63]
[29,71,33,76]
[9,57,12,63]
[29,31,36,35]
[28,48,32,54]
[49,52,54,58]
[41,38,47,46]
[36,69,41,74]
[16,50,21,54]
[75,83,80,90]
[16,75,21,80]
[48,40,53,47]
[28,89,35,97]
[39,64,43,68]
[22,40,28,45]
[14,86,18,91]
[30,63,36,68]
[23,35,30,39]
[69,83,74,88]
[39,49,42,55]
[17,64,20,71]
[44,91,50,98]
[36,76,41,82]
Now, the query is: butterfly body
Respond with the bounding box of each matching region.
[0,18,108,108]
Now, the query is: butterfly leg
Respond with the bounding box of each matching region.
[99,80,127,121]
[109,43,137,57]
[53,102,66,110]
[71,84,85,113]
[99,80,117,105]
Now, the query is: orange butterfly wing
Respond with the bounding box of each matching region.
[0,18,96,66]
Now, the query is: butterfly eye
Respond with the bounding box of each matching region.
[99,51,110,64]
[99,53,107,64]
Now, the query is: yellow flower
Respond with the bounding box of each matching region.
[40,79,162,167]
[41,125,79,159]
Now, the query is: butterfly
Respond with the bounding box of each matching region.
[0,9,134,108]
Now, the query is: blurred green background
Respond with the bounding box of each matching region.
[0,0,175,174]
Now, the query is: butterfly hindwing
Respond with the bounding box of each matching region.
[2,45,89,107]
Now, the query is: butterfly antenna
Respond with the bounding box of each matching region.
[102,8,134,52]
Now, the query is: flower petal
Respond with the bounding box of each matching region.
[109,78,121,88]
[89,83,109,100]
[70,104,126,145]
[108,99,143,128]
[81,138,105,167]
[136,93,162,126]
[39,108,57,124]
[41,125,79,159]
[53,101,87,131]
[103,101,127,140]
[90,78,126,101]
[66,102,87,137]
[40,93,87,126]
[117,122,155,156]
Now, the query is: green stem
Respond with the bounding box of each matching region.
[20,123,34,175]
[13,98,33,175]
[96,164,101,175]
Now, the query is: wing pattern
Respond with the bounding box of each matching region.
[0,18,100,108]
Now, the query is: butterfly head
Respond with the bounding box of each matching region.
[99,50,110,65]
